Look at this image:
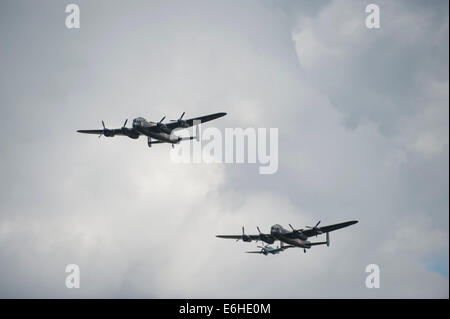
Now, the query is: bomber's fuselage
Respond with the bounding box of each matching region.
[132,117,181,143]
[270,224,312,249]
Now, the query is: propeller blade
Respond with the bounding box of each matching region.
[257,226,261,234]
[316,221,321,227]
[123,119,128,127]
[100,121,106,137]
[159,116,166,123]
[170,112,186,122]
[289,224,295,231]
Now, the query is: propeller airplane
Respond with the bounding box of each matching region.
[217,220,358,254]
[77,112,227,148]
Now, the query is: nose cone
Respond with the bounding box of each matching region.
[271,224,282,234]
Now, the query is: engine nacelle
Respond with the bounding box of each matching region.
[157,123,172,135]
[122,128,139,139]
[177,119,189,128]
[298,233,308,241]
[103,129,115,137]
[260,235,275,244]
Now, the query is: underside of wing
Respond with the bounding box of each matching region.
[77,128,138,137]
[282,232,299,239]
[216,234,260,240]
[302,220,358,238]
[166,112,227,130]
[77,129,105,134]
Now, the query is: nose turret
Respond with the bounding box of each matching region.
[271,224,282,234]
[133,117,146,129]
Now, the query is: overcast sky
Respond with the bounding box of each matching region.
[0,0,448,298]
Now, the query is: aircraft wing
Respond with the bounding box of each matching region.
[77,129,119,135]
[216,234,261,241]
[165,112,227,130]
[245,245,295,254]
[301,220,358,238]
[77,128,140,137]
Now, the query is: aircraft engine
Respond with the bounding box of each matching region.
[176,119,189,128]
[100,121,115,137]
[122,128,139,139]
[239,227,252,242]
[256,227,275,244]
[297,233,308,241]
[157,123,172,135]
[288,224,308,240]
[170,112,189,128]
[103,129,115,137]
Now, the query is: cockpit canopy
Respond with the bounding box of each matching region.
[133,117,148,127]
[271,224,286,234]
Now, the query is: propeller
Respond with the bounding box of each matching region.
[306,221,322,237]
[237,226,252,242]
[289,223,303,234]
[170,112,185,121]
[170,112,188,128]
[99,121,105,138]
[99,121,115,137]
[306,221,321,229]
[255,226,262,244]
[257,244,271,255]
[120,119,128,134]
[156,116,172,134]
[288,224,308,240]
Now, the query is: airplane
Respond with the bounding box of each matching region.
[77,112,227,148]
[246,243,295,256]
[216,220,358,253]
